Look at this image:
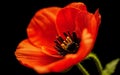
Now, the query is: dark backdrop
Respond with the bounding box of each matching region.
[1,0,119,75]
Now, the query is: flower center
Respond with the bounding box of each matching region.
[54,32,81,56]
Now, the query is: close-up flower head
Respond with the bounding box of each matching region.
[15,2,102,74]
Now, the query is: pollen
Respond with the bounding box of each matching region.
[54,32,80,56]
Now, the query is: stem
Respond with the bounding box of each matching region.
[76,63,90,75]
[86,53,103,75]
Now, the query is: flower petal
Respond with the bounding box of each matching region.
[66,2,87,12]
[27,7,61,48]
[75,11,88,37]
[71,29,93,64]
[77,29,93,55]
[15,39,62,73]
[94,9,101,27]
[87,9,101,40]
[56,7,79,37]
[75,9,101,39]
[94,9,101,39]
[34,56,74,73]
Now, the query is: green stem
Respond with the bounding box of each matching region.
[86,53,103,75]
[76,63,90,75]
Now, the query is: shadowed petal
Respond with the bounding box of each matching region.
[27,7,61,48]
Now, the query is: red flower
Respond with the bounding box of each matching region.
[15,2,101,74]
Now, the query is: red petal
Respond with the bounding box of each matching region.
[78,13,97,44]
[34,56,74,73]
[75,10,100,40]
[56,8,79,37]
[27,7,61,48]
[66,2,87,11]
[94,9,101,38]
[75,11,88,37]
[15,39,63,73]
[87,9,101,40]
[77,29,94,57]
[94,9,101,26]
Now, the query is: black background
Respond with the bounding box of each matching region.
[1,0,120,75]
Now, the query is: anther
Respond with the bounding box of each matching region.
[61,43,66,50]
[63,41,67,45]
[66,36,72,43]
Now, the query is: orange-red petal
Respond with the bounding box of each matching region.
[75,11,88,37]
[56,2,88,38]
[86,9,101,41]
[94,9,101,40]
[76,29,93,58]
[75,9,101,40]
[15,39,63,73]
[94,9,101,27]
[34,56,74,73]
[27,7,61,48]
[56,7,79,37]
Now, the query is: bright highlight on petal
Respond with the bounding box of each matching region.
[82,29,93,50]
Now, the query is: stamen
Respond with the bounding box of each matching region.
[72,32,78,43]
[54,44,67,55]
[54,32,80,56]
[66,36,72,43]
[57,36,64,43]
[67,32,72,39]
[72,32,77,39]
[54,40,60,46]
[72,32,81,44]
[63,32,68,37]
